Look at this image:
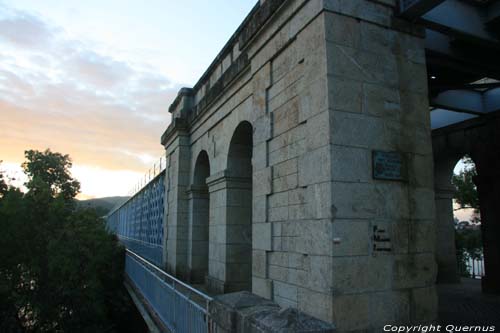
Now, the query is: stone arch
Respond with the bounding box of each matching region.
[224,121,253,292]
[187,150,211,283]
[432,121,499,292]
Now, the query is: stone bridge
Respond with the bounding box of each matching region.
[107,0,500,331]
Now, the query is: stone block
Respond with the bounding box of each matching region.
[327,43,398,88]
[294,219,333,256]
[273,96,300,137]
[253,142,268,171]
[268,264,288,282]
[410,220,436,254]
[274,281,298,302]
[306,110,330,150]
[288,204,308,220]
[299,77,328,122]
[332,293,370,331]
[393,253,437,289]
[308,256,333,292]
[269,206,289,222]
[248,307,335,332]
[253,250,267,279]
[330,110,386,149]
[253,195,267,223]
[298,145,331,186]
[289,187,306,205]
[297,288,333,323]
[252,277,273,299]
[287,268,309,287]
[390,219,410,254]
[253,167,272,196]
[272,174,298,193]
[324,12,360,48]
[370,291,410,327]
[268,191,289,208]
[328,76,363,114]
[410,286,438,323]
[398,57,428,94]
[332,219,370,256]
[253,223,272,251]
[272,158,297,178]
[253,114,272,145]
[274,295,297,309]
[407,153,434,189]
[331,145,370,183]
[409,188,436,220]
[331,182,380,219]
[288,253,310,270]
[363,83,401,120]
[360,20,396,56]
[268,251,287,268]
[375,182,410,219]
[332,256,392,293]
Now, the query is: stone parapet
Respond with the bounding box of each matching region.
[209,291,336,333]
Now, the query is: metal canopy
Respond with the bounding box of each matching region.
[398,0,500,129]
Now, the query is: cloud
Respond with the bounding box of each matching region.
[0,7,57,50]
[0,4,178,197]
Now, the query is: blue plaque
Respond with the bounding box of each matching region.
[372,151,405,181]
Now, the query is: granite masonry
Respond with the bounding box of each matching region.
[160,0,438,331]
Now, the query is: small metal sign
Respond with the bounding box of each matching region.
[372,151,405,181]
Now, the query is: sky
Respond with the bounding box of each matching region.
[0,0,257,199]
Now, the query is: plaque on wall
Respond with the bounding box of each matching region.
[372,151,406,181]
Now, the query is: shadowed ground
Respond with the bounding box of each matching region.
[438,278,500,326]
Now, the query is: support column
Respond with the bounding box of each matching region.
[434,185,460,283]
[475,165,500,294]
[206,171,253,294]
[163,120,191,280]
[187,185,209,284]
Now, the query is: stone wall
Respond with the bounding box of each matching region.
[161,0,438,331]
[323,1,437,331]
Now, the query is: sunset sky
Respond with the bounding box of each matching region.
[0,0,256,199]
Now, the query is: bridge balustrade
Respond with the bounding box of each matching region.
[125,249,212,333]
[106,170,166,266]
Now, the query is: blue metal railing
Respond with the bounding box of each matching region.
[125,249,213,333]
[107,170,165,266]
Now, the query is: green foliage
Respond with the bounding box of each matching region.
[0,150,146,332]
[455,229,483,277]
[0,161,8,196]
[22,149,80,201]
[452,156,479,212]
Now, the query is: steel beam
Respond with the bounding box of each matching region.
[425,29,500,80]
[398,0,446,20]
[430,87,500,114]
[423,0,500,44]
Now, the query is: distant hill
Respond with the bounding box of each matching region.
[77,196,129,216]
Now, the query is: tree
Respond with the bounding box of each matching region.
[0,149,146,332]
[452,156,479,213]
[452,156,483,277]
[0,161,8,196]
[22,149,80,201]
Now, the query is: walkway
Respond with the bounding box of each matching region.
[438,278,500,326]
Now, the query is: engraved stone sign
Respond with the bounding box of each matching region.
[372,151,405,181]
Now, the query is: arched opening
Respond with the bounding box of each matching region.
[451,156,483,281]
[225,121,253,292]
[435,154,483,284]
[189,150,210,284]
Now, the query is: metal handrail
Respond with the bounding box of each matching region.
[119,235,163,248]
[125,249,213,302]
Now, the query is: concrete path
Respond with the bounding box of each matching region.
[438,278,500,326]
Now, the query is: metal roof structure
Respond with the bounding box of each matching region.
[399,0,500,129]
